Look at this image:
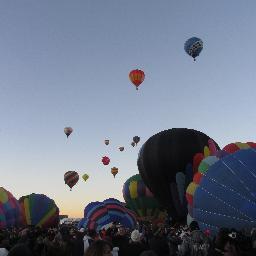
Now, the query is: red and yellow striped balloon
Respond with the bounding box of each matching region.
[129,69,145,90]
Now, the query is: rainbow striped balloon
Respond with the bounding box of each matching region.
[19,193,59,228]
[0,187,23,229]
[123,174,166,222]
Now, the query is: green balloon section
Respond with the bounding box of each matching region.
[123,174,166,222]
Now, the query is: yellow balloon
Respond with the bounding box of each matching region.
[82,174,89,182]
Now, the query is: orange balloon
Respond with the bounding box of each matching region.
[129,69,145,90]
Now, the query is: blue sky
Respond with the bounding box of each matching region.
[0,0,256,217]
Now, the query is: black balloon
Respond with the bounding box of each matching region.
[137,128,219,221]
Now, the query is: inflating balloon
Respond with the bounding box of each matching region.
[129,69,145,90]
[138,128,219,221]
[64,171,79,190]
[186,148,256,233]
[19,193,59,228]
[123,174,167,222]
[133,136,140,146]
[78,198,137,231]
[64,127,73,138]
[104,139,110,145]
[111,167,118,178]
[0,187,23,229]
[184,37,203,61]
[102,156,110,165]
[119,147,124,152]
[82,174,89,182]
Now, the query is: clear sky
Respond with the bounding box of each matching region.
[1,0,256,217]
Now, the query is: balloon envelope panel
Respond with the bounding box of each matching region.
[192,148,256,231]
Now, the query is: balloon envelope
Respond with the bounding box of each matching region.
[138,128,219,221]
[0,187,23,229]
[64,127,73,138]
[78,198,137,231]
[19,193,59,228]
[64,171,79,190]
[123,174,166,222]
[184,37,203,60]
[190,148,256,233]
[129,69,145,90]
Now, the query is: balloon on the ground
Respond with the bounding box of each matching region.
[82,174,89,182]
[129,69,145,90]
[111,167,118,178]
[64,171,79,190]
[19,193,59,228]
[64,127,73,138]
[133,136,140,146]
[187,148,256,233]
[0,187,23,229]
[138,128,219,221]
[184,37,203,61]
[78,198,137,231]
[102,156,110,166]
[123,174,167,222]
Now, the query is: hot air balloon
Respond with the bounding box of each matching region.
[123,174,167,222]
[119,147,124,152]
[133,136,140,146]
[102,156,110,165]
[131,142,135,147]
[0,187,23,229]
[64,127,73,138]
[82,174,89,182]
[186,148,256,233]
[138,128,219,221]
[78,198,137,231]
[184,37,203,61]
[64,171,79,190]
[129,69,145,90]
[19,193,59,228]
[111,167,118,178]
[104,139,110,145]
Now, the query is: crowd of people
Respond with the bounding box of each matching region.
[0,221,256,256]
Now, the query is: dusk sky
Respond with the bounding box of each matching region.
[1,1,256,217]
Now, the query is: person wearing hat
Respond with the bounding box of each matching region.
[125,230,148,256]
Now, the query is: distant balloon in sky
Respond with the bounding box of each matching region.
[64,127,73,138]
[129,69,145,90]
[104,139,110,145]
[111,167,118,178]
[184,37,203,61]
[131,142,136,147]
[133,136,140,145]
[82,174,89,182]
[119,147,124,152]
[64,171,79,190]
[102,156,110,165]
